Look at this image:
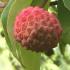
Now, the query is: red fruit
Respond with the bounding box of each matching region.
[13,7,62,52]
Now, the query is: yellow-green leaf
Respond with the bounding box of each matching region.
[7,0,41,70]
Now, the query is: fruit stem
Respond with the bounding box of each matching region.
[45,48,54,56]
[31,0,48,8]
[38,0,48,8]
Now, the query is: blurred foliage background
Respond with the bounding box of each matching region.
[0,0,70,70]
[0,0,8,15]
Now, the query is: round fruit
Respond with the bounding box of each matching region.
[13,7,62,52]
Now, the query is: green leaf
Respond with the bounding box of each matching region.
[7,0,41,70]
[63,0,70,11]
[1,0,15,54]
[58,0,70,44]
[58,0,70,54]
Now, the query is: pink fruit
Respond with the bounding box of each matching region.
[13,7,62,52]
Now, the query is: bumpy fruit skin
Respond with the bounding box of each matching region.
[14,7,62,52]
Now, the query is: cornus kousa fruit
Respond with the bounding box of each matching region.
[14,7,62,52]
